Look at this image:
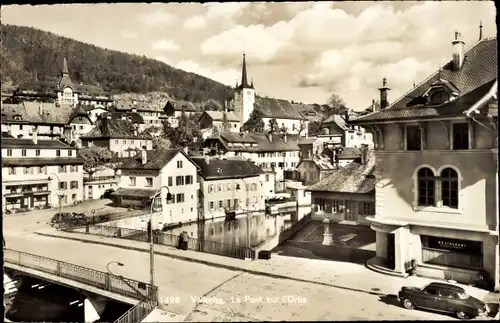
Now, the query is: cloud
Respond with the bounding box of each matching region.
[152,39,180,52]
[183,15,206,30]
[121,31,138,39]
[175,60,240,87]
[138,9,177,27]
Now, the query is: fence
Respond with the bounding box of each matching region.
[60,209,148,230]
[113,288,157,323]
[71,224,256,260]
[3,248,158,303]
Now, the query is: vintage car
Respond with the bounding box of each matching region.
[398,282,489,319]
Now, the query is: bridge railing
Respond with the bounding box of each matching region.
[113,287,157,323]
[3,248,158,303]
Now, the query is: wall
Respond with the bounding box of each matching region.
[345,127,374,148]
[109,138,153,157]
[3,124,64,140]
[260,172,275,197]
[84,180,117,200]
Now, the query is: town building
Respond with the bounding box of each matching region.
[10,58,113,108]
[1,101,93,146]
[232,54,309,135]
[349,33,498,288]
[85,105,109,124]
[80,114,153,157]
[307,147,375,225]
[199,110,241,138]
[162,100,198,128]
[113,148,200,226]
[203,132,306,191]
[83,167,118,200]
[1,133,84,212]
[317,114,374,148]
[191,156,265,221]
[113,99,165,131]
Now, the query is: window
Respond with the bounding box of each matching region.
[208,184,214,193]
[56,150,61,157]
[227,199,231,208]
[218,184,222,192]
[68,150,73,157]
[227,183,231,190]
[146,177,153,187]
[130,177,136,186]
[36,149,40,156]
[358,201,375,215]
[406,125,421,151]
[168,176,173,186]
[59,165,66,173]
[236,184,240,190]
[440,168,458,208]
[70,181,78,189]
[314,198,325,211]
[265,175,269,181]
[9,167,15,175]
[429,90,449,105]
[7,149,12,156]
[424,287,438,296]
[22,149,27,157]
[176,193,185,203]
[209,201,214,210]
[452,123,469,150]
[176,176,184,185]
[185,175,193,185]
[38,166,46,174]
[218,200,223,208]
[59,182,67,190]
[177,160,183,168]
[234,199,239,209]
[417,168,435,206]
[438,289,457,299]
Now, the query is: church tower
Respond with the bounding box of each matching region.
[57,57,76,106]
[233,53,255,125]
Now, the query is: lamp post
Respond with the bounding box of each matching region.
[106,261,146,297]
[149,186,172,290]
[237,177,251,248]
[48,173,65,229]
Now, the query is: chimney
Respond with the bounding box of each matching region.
[267,132,272,142]
[121,114,127,120]
[452,31,465,71]
[132,108,137,113]
[479,21,483,41]
[204,155,210,165]
[344,109,349,122]
[38,102,43,115]
[183,145,188,155]
[141,149,147,165]
[106,113,112,120]
[134,128,138,136]
[378,77,391,110]
[32,130,38,145]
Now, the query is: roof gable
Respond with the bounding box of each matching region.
[81,118,151,139]
[120,149,200,171]
[254,97,306,120]
[191,157,262,179]
[204,111,240,122]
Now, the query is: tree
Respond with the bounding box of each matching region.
[297,120,307,137]
[78,146,115,179]
[221,111,231,133]
[326,93,348,117]
[242,107,265,133]
[152,136,171,150]
[268,118,279,133]
[212,125,220,137]
[164,111,202,148]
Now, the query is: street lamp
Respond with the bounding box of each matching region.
[149,186,173,290]
[48,173,65,229]
[106,261,146,298]
[236,177,252,248]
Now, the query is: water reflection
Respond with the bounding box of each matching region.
[166,212,289,248]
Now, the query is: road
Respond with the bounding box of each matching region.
[3,199,128,236]
[2,207,472,321]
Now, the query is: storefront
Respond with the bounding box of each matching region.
[420,236,483,270]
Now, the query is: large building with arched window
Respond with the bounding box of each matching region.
[349,33,498,290]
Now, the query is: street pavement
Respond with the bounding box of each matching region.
[3,199,128,236]
[4,209,498,321]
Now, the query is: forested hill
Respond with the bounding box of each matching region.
[0,24,234,102]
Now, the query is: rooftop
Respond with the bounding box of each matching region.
[204,111,240,122]
[306,150,375,194]
[254,96,307,120]
[1,101,88,125]
[81,117,151,139]
[119,149,185,170]
[352,37,497,123]
[2,138,73,149]
[191,156,262,179]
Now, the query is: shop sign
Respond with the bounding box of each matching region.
[437,240,467,251]
[423,236,482,254]
[122,169,158,176]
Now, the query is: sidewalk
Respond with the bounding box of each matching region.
[35,228,499,307]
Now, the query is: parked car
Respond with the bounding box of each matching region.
[50,212,72,224]
[101,188,115,199]
[398,282,489,319]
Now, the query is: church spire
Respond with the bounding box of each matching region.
[239,53,252,89]
[62,57,69,75]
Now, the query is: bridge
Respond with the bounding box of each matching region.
[4,248,157,323]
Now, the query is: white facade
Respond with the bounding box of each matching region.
[2,139,84,211]
[2,124,65,140]
[87,108,108,123]
[57,86,78,106]
[262,117,309,136]
[344,126,374,148]
[260,172,276,197]
[234,88,256,125]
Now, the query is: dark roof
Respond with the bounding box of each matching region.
[119,149,182,170]
[102,112,145,124]
[2,138,73,149]
[352,38,497,123]
[203,111,240,122]
[220,132,257,143]
[2,157,84,166]
[293,103,323,122]
[337,147,362,159]
[1,101,88,125]
[307,150,375,194]
[323,115,349,130]
[166,100,196,112]
[115,99,164,112]
[254,97,306,120]
[191,157,262,179]
[81,118,151,139]
[208,132,312,152]
[111,188,157,198]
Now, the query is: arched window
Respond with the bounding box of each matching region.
[418,168,435,206]
[440,168,458,208]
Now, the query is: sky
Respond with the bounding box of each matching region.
[1,1,496,110]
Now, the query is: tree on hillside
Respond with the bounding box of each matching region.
[203,99,223,111]
[268,117,279,133]
[78,146,116,179]
[222,111,231,133]
[152,136,171,150]
[242,107,265,133]
[326,93,348,117]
